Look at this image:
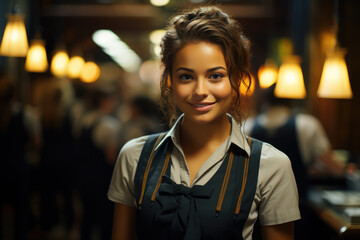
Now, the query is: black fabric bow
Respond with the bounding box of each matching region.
[155,175,213,240]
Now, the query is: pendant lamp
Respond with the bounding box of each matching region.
[258,59,278,88]
[80,61,100,83]
[50,49,69,77]
[274,55,306,99]
[317,0,353,99]
[67,55,85,79]
[317,49,352,98]
[25,39,48,72]
[150,0,169,7]
[0,14,29,57]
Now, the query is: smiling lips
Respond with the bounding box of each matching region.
[189,102,216,112]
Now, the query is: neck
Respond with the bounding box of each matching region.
[180,114,231,150]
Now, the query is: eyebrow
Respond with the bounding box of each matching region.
[175,66,227,72]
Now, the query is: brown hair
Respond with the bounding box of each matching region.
[159,6,252,126]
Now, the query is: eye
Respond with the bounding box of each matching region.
[179,74,193,81]
[209,73,224,80]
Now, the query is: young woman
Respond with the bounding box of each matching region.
[108,6,300,240]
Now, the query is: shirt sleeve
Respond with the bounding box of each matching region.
[296,114,331,165]
[257,143,301,226]
[107,135,148,207]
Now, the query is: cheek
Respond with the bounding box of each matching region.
[212,82,233,100]
[172,84,189,103]
[214,83,233,110]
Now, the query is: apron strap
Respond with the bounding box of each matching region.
[151,143,173,202]
[138,132,166,208]
[216,150,234,216]
[235,137,252,216]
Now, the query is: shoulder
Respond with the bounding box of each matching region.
[120,135,149,159]
[258,141,293,180]
[260,141,291,167]
[295,113,322,130]
[114,135,150,186]
[109,135,152,206]
[295,113,329,141]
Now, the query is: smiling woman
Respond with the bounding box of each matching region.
[160,8,252,127]
[108,6,300,240]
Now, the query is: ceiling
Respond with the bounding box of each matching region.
[31,0,283,67]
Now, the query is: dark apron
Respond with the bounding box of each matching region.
[134,133,262,240]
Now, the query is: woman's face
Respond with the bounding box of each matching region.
[171,41,233,125]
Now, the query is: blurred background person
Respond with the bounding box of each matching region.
[243,83,346,240]
[36,78,77,239]
[75,87,120,240]
[244,83,345,184]
[0,75,41,240]
[117,94,167,149]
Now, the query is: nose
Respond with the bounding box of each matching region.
[193,78,208,97]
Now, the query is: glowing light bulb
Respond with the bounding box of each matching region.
[50,50,69,77]
[25,39,48,72]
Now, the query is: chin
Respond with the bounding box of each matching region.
[187,114,226,125]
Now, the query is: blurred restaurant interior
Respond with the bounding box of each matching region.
[1,0,360,239]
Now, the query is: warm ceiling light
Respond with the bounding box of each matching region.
[92,29,141,72]
[150,0,169,7]
[149,29,166,45]
[25,39,48,72]
[152,45,161,58]
[240,74,255,97]
[80,61,100,83]
[274,55,306,99]
[150,29,165,58]
[67,56,85,78]
[0,14,29,57]
[317,49,353,99]
[258,59,278,88]
[50,49,69,77]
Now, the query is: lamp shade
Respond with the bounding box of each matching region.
[67,56,85,78]
[80,61,100,83]
[258,59,278,88]
[25,39,48,72]
[274,55,306,99]
[50,49,69,77]
[150,0,169,7]
[317,49,353,99]
[0,14,29,57]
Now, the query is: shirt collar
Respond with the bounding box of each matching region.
[229,115,251,156]
[155,116,182,151]
[155,114,251,156]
